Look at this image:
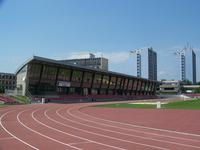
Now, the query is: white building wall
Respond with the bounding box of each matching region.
[185,50,193,82]
[141,49,149,79]
[183,49,196,83]
[132,48,149,79]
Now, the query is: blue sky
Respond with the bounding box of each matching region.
[0,0,199,81]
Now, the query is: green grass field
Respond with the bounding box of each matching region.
[162,99,200,109]
[96,103,156,109]
[96,99,200,110]
[10,95,30,104]
[0,103,7,108]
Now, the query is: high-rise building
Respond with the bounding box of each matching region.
[148,48,157,81]
[131,47,157,81]
[177,46,196,84]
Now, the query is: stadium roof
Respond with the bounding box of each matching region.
[16,56,157,82]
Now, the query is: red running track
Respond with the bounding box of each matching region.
[1,101,200,150]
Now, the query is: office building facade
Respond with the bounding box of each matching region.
[179,48,196,84]
[58,53,108,71]
[148,48,157,80]
[132,47,157,81]
[0,72,16,91]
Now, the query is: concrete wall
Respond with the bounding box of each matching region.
[16,69,27,96]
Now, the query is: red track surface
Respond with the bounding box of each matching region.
[1,101,200,150]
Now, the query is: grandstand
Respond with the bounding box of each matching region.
[16,56,158,103]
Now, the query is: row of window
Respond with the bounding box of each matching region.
[0,86,15,90]
[0,80,16,85]
[28,63,156,92]
[0,75,15,79]
[67,58,101,65]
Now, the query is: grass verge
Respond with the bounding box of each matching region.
[0,103,7,108]
[96,103,156,109]
[10,95,30,104]
[162,99,200,109]
[95,99,200,110]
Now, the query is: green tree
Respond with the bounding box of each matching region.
[194,88,200,93]
[181,79,192,85]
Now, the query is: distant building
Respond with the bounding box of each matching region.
[182,85,200,93]
[148,48,157,81]
[131,47,157,81]
[159,80,181,94]
[0,72,16,91]
[176,46,196,84]
[59,53,108,71]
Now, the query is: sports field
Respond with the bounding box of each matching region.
[96,99,200,110]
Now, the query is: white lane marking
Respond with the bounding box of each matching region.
[40,109,126,150]
[46,109,169,150]
[0,137,14,140]
[69,106,200,143]
[17,109,82,150]
[56,107,200,149]
[0,110,39,150]
[78,104,200,137]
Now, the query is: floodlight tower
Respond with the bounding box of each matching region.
[130,49,142,78]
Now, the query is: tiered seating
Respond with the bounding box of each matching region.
[0,95,17,104]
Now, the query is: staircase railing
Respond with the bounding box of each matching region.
[25,89,33,103]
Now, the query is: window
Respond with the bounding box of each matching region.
[120,78,125,89]
[93,74,102,84]
[128,79,133,90]
[71,70,83,82]
[29,64,42,80]
[132,79,137,90]
[101,75,109,88]
[124,78,129,90]
[137,80,142,91]
[109,76,116,89]
[83,72,93,83]
[116,77,121,89]
[58,68,71,81]
[42,66,57,81]
[82,72,93,87]
[92,73,102,88]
